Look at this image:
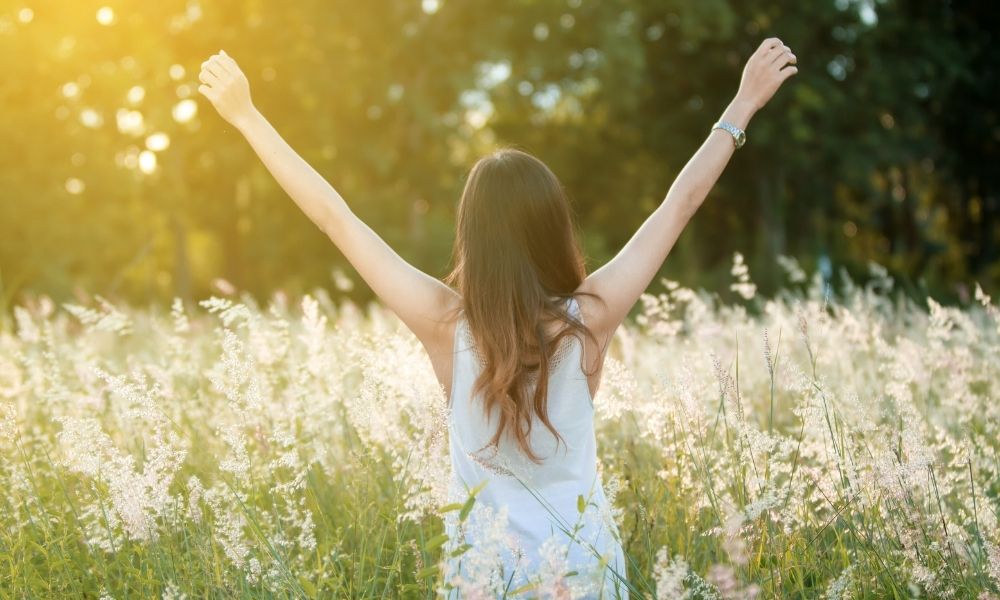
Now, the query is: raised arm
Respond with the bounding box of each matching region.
[197,51,458,346]
[577,37,798,335]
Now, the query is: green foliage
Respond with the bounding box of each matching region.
[0,0,997,303]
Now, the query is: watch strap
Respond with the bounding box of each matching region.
[712,120,746,149]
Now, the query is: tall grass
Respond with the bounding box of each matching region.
[1,255,998,598]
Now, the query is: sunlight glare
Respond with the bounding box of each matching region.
[61,82,80,99]
[64,178,85,195]
[421,0,440,15]
[387,83,404,102]
[172,99,197,123]
[126,85,145,105]
[169,64,185,81]
[476,61,511,89]
[465,108,490,129]
[186,1,203,22]
[80,108,103,129]
[17,8,33,24]
[531,83,561,111]
[859,3,878,25]
[138,150,157,174]
[145,132,170,152]
[115,109,145,136]
[96,7,115,26]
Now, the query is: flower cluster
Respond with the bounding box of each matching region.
[1,257,997,597]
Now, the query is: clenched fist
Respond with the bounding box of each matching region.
[198,50,255,128]
[735,38,798,112]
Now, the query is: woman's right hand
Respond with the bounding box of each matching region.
[198,50,256,129]
[735,37,798,112]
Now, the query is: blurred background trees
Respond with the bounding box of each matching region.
[1,0,997,307]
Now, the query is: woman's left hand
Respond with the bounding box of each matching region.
[198,50,255,128]
[734,38,798,112]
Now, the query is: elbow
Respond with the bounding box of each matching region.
[320,205,355,241]
[665,190,703,220]
[321,214,344,240]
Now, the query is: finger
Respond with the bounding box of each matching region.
[218,55,239,74]
[765,44,791,59]
[219,50,240,71]
[199,69,221,85]
[772,51,796,68]
[200,60,225,79]
[759,37,783,51]
[209,56,233,77]
[779,65,799,80]
[198,84,217,98]
[766,45,794,65]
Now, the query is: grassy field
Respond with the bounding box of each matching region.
[1,256,999,599]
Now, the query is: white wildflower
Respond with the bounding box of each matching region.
[171,297,190,333]
[730,252,757,300]
[823,564,854,600]
[14,306,40,343]
[161,581,187,600]
[63,295,133,335]
[186,475,204,523]
[777,254,807,283]
[653,547,690,600]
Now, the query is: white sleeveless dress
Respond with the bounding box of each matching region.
[442,297,629,599]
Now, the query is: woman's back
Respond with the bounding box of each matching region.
[442,297,628,599]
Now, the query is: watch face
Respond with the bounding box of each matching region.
[735,130,746,148]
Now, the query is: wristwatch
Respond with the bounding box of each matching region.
[712,120,746,149]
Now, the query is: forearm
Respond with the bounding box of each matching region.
[580,37,796,331]
[234,108,349,234]
[661,96,757,215]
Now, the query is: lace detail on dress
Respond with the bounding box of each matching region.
[467,442,516,478]
[467,438,546,483]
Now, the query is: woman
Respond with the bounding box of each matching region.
[198,37,796,598]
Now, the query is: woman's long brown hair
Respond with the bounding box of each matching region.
[444,147,603,463]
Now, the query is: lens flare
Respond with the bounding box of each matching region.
[126,86,146,105]
[65,177,86,194]
[96,7,115,26]
[172,99,197,123]
[138,150,157,174]
[145,132,170,152]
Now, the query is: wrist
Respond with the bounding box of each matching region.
[232,106,262,133]
[721,96,757,130]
